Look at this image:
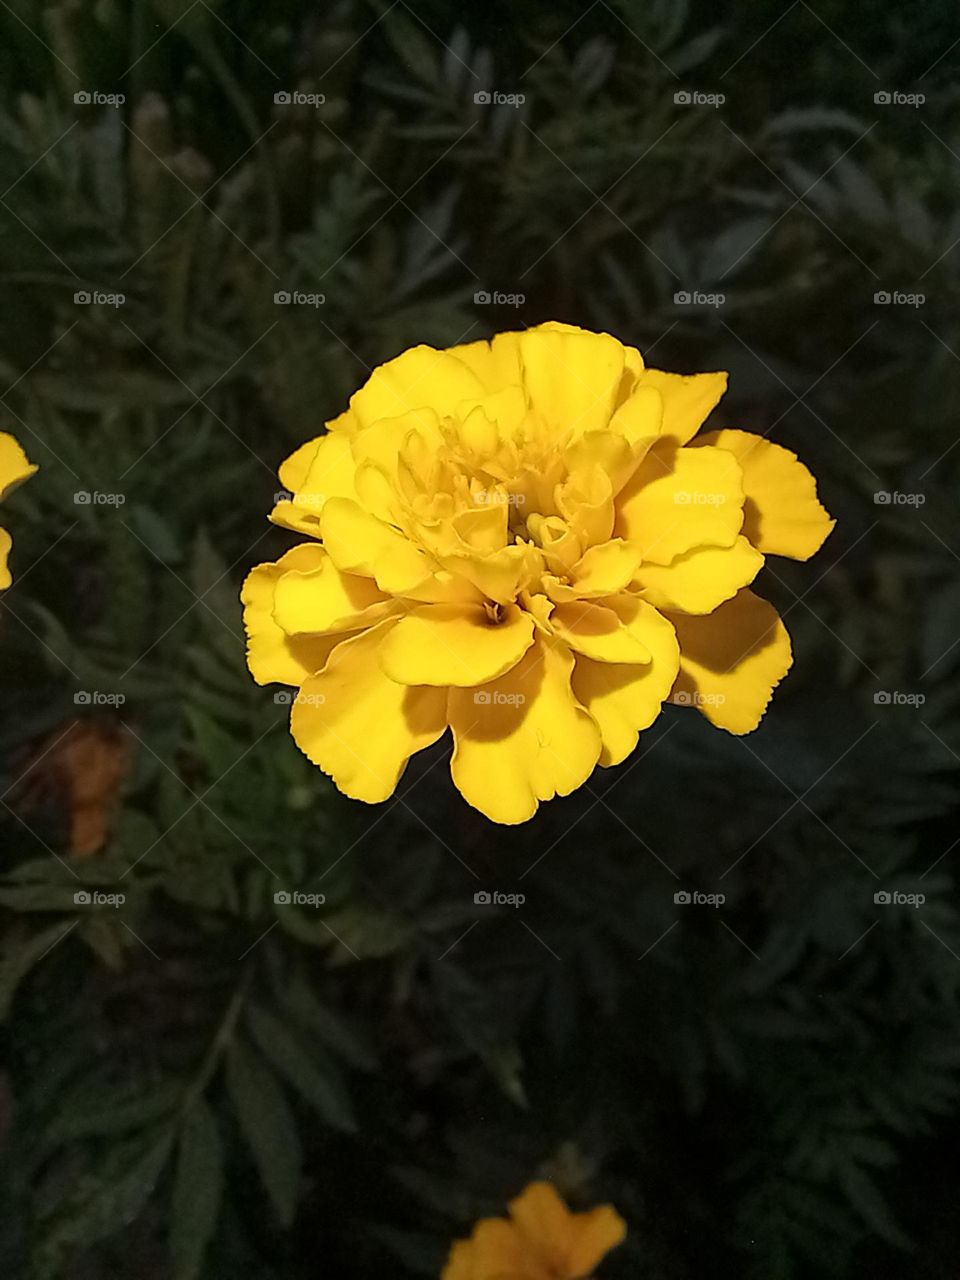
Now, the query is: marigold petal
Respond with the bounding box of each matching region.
[241,545,347,686]
[380,602,535,687]
[518,328,625,437]
[634,535,763,614]
[696,429,835,560]
[448,636,601,824]
[447,332,523,393]
[351,347,483,427]
[0,527,13,591]
[544,539,641,603]
[639,367,727,443]
[0,432,38,499]
[571,600,679,765]
[471,1219,548,1280]
[564,1206,627,1277]
[273,556,395,634]
[550,601,652,664]
[615,441,744,564]
[277,437,322,493]
[297,431,359,510]
[667,588,792,733]
[319,497,410,577]
[608,384,664,444]
[290,622,447,803]
[509,1182,573,1267]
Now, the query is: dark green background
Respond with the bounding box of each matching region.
[0,1,958,1277]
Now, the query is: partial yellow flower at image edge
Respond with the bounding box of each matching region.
[242,322,834,824]
[442,1180,626,1280]
[0,432,38,590]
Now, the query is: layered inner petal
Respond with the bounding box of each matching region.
[379,602,535,686]
[615,441,744,564]
[273,554,395,634]
[634,535,764,614]
[290,622,447,803]
[570,599,680,765]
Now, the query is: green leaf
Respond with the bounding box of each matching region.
[31,1131,173,1280]
[224,1041,301,1228]
[170,1098,223,1280]
[245,1002,357,1133]
[282,973,376,1071]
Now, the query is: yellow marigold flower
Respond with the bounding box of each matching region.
[441,1181,626,1280]
[243,322,833,824]
[0,432,38,590]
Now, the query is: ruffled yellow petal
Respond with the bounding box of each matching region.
[668,588,792,733]
[273,555,395,634]
[509,1182,573,1269]
[0,432,38,499]
[564,1206,627,1277]
[320,497,428,585]
[448,635,601,824]
[615,441,744,564]
[571,599,680,765]
[351,347,483,427]
[440,1239,474,1280]
[297,431,359,509]
[608,384,663,444]
[634,535,763,614]
[0,527,13,591]
[544,539,641,603]
[638,367,727,444]
[470,1219,549,1280]
[446,332,523,394]
[549,601,652,664]
[240,545,347,686]
[379,602,535,687]
[518,327,625,437]
[278,437,322,493]
[290,622,447,803]
[696,429,835,560]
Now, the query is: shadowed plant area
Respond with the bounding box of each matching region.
[0,0,959,1277]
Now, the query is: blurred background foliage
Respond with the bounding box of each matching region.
[0,0,959,1276]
